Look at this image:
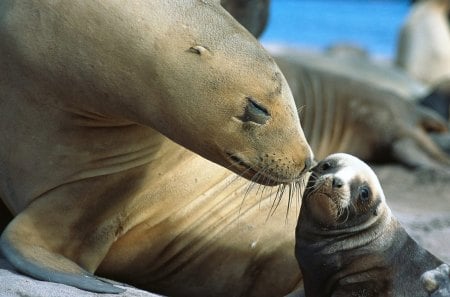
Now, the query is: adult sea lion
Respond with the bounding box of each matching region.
[295,153,447,297]
[0,0,313,295]
[272,52,450,170]
[396,0,450,85]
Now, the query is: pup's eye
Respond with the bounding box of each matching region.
[241,97,270,125]
[321,161,332,171]
[359,187,370,202]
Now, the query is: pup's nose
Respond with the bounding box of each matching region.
[332,177,344,188]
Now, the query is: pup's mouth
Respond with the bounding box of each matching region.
[306,177,341,206]
[226,153,303,186]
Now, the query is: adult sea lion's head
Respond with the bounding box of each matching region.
[146,1,314,184]
[1,0,313,185]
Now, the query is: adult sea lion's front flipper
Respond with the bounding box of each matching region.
[0,208,124,293]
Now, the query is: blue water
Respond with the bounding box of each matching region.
[260,0,410,58]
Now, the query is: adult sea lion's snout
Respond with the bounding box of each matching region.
[225,149,314,186]
[221,66,314,184]
[222,86,314,185]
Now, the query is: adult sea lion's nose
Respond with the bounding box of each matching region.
[304,157,315,172]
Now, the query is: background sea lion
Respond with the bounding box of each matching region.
[420,78,450,122]
[266,45,429,100]
[0,0,313,294]
[271,50,450,171]
[396,0,450,85]
[295,153,447,297]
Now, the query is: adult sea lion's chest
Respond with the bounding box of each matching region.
[0,98,163,213]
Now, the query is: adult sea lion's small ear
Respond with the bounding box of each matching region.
[188,45,210,56]
[200,0,221,5]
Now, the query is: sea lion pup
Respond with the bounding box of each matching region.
[295,153,446,297]
[0,0,313,294]
[396,0,450,85]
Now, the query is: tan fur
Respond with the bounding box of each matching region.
[0,1,312,296]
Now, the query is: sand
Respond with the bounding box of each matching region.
[373,164,450,263]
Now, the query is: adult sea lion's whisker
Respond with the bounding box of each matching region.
[295,180,305,213]
[265,184,282,221]
[285,183,294,223]
[256,167,272,210]
[258,182,270,211]
[225,162,255,187]
[295,182,302,214]
[244,170,260,196]
[269,184,287,219]
[255,166,270,196]
[297,178,307,197]
[265,183,277,212]
[239,175,260,214]
[239,164,272,214]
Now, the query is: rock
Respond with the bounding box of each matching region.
[421,264,450,297]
